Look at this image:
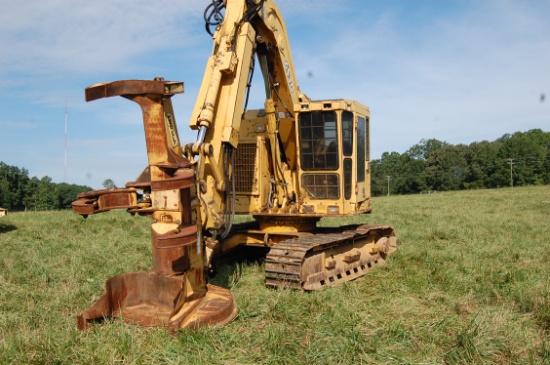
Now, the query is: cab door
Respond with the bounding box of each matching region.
[355,116,368,202]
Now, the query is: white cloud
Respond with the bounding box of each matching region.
[0,1,203,77]
[276,0,347,15]
[291,0,550,158]
[0,120,36,129]
[1,0,549,188]
[0,0,210,124]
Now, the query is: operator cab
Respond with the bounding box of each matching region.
[297,99,371,216]
[234,99,371,217]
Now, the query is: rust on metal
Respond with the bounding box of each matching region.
[74,79,237,331]
[85,79,184,102]
[72,188,139,216]
[77,271,236,331]
[264,224,396,290]
[150,225,197,276]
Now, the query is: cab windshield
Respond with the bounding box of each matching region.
[298,111,338,170]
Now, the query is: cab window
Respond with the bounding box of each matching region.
[299,111,338,170]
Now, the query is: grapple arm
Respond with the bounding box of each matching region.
[71,188,141,217]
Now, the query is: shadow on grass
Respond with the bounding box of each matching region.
[208,246,269,289]
[206,223,374,289]
[0,223,17,233]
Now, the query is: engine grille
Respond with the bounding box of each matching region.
[234,143,256,193]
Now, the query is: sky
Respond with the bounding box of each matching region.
[1,0,548,189]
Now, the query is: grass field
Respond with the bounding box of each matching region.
[1,186,549,364]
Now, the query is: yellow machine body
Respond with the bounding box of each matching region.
[71,0,396,330]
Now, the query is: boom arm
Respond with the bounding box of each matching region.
[186,0,308,235]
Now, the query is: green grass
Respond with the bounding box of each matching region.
[1,186,549,364]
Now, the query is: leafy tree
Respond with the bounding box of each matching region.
[22,177,40,211]
[370,129,549,196]
[394,153,427,194]
[0,163,29,209]
[0,161,91,211]
[103,179,117,189]
[56,183,91,209]
[371,152,402,196]
[464,140,501,189]
[491,129,549,187]
[406,138,449,160]
[425,144,468,191]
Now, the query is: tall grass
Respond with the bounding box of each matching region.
[0,186,548,364]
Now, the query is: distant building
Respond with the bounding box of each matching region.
[0,208,7,217]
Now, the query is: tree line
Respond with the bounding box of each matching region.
[371,129,550,196]
[0,162,92,211]
[2,128,549,209]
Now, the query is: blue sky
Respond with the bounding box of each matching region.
[1,0,548,189]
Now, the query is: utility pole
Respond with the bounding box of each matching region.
[386,175,392,197]
[64,98,68,183]
[507,158,514,187]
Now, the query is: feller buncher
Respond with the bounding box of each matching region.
[72,0,396,330]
